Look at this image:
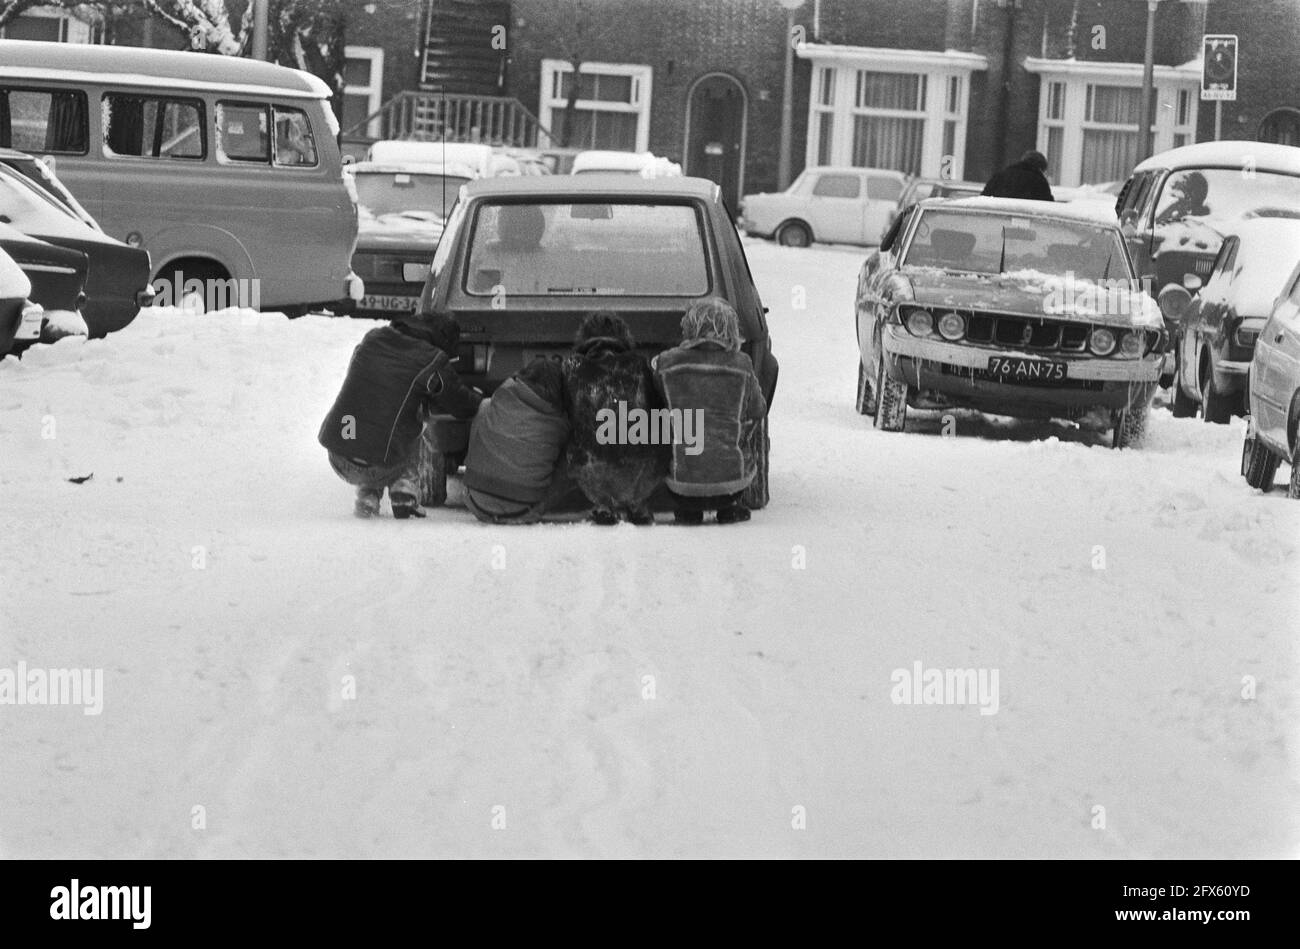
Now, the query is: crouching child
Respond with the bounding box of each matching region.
[319,313,482,518]
[561,312,669,525]
[463,357,571,524]
[652,297,767,524]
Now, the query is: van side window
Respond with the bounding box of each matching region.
[0,88,88,154]
[216,102,270,163]
[273,106,317,167]
[103,94,203,159]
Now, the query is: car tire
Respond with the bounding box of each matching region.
[776,221,812,248]
[1290,454,1300,500]
[416,424,448,508]
[872,352,908,432]
[1111,401,1149,449]
[740,415,770,511]
[1241,435,1279,491]
[1170,367,1197,418]
[855,360,877,415]
[1200,370,1232,424]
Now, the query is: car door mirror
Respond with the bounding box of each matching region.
[1182,273,1202,292]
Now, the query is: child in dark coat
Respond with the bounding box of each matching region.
[319,313,482,518]
[652,297,767,524]
[560,312,668,525]
[463,357,571,524]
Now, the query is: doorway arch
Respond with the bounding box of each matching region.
[683,72,748,209]
[1259,108,1300,147]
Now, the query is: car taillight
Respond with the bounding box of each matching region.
[1088,327,1118,356]
[904,307,934,337]
[937,311,965,341]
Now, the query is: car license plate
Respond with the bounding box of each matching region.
[360,294,418,313]
[987,356,1067,382]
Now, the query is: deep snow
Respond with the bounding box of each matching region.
[0,240,1296,858]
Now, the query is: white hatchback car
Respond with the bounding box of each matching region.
[739,166,907,247]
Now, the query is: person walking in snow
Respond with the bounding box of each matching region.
[982,149,1055,202]
[560,312,668,525]
[651,297,767,525]
[319,313,481,519]
[462,357,572,524]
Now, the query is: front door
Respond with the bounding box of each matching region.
[686,74,745,210]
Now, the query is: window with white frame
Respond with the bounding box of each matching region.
[0,9,98,43]
[539,60,651,152]
[796,47,985,180]
[812,67,835,166]
[1028,61,1198,187]
[342,46,384,138]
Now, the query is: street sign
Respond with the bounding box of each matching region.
[1201,34,1237,101]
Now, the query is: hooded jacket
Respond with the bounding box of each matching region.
[463,358,570,504]
[318,314,481,466]
[982,160,1055,202]
[560,335,667,473]
[652,341,767,496]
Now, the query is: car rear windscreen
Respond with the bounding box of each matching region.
[464,201,709,296]
[354,172,469,218]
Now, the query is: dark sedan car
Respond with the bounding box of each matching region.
[0,163,151,337]
[0,245,43,356]
[857,197,1166,447]
[414,174,780,508]
[0,220,87,345]
[1158,218,1300,423]
[0,148,99,230]
[345,160,473,319]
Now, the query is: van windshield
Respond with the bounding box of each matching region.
[464,201,709,297]
[353,171,469,219]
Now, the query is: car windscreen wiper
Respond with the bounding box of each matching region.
[998,226,1007,274]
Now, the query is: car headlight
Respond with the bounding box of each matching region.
[1117,330,1143,358]
[937,311,965,341]
[1089,327,1118,356]
[904,307,934,337]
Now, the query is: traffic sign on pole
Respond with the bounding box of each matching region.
[1201,34,1238,101]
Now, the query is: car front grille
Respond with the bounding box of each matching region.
[964,313,1092,353]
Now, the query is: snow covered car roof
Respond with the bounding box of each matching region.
[0,38,330,100]
[921,195,1123,227]
[349,160,479,179]
[571,151,683,177]
[460,174,721,200]
[1134,141,1300,175]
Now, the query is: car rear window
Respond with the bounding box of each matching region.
[904,209,1128,281]
[464,201,710,296]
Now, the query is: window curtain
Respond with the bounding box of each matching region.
[106,96,145,156]
[551,109,637,151]
[0,93,10,149]
[856,72,923,111]
[852,115,924,175]
[1081,129,1140,185]
[816,112,834,165]
[46,93,86,152]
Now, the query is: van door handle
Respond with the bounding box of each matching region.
[1276,332,1286,343]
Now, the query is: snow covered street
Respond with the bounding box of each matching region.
[1,240,1296,858]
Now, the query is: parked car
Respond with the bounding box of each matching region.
[366,140,520,178]
[0,162,151,337]
[0,245,43,356]
[0,39,361,314]
[1115,142,1300,301]
[856,196,1166,447]
[882,177,984,239]
[570,150,681,177]
[346,159,476,318]
[0,220,88,344]
[1241,255,1300,497]
[0,148,99,230]
[1156,218,1300,423]
[414,174,779,508]
[739,166,907,247]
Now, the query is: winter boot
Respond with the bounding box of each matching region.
[626,506,655,526]
[390,491,426,519]
[354,488,382,519]
[715,504,751,525]
[588,508,618,526]
[673,509,704,525]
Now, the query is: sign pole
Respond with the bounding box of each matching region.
[1214,101,1222,141]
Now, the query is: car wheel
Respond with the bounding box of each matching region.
[872,351,908,432]
[1200,370,1232,424]
[1170,366,1197,418]
[416,423,448,508]
[855,360,877,415]
[1241,435,1280,491]
[1289,453,1300,500]
[1111,401,1149,449]
[740,415,770,511]
[776,221,811,247]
